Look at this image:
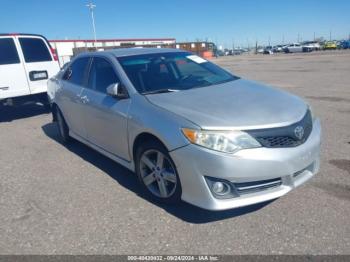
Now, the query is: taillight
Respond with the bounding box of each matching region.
[50,47,58,61]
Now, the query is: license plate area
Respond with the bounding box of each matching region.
[29,71,48,81]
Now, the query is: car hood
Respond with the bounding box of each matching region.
[146,79,308,130]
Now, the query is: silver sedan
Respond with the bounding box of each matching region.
[47,48,321,211]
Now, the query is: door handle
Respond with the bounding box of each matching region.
[80,95,90,104]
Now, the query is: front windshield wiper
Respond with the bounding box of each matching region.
[142,89,179,95]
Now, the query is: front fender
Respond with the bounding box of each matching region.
[127,95,199,159]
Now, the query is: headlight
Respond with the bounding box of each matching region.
[182,128,261,154]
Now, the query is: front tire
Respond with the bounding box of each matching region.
[56,107,71,144]
[135,141,182,204]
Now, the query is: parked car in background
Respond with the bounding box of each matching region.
[273,45,284,52]
[282,45,289,52]
[284,43,312,53]
[257,47,265,54]
[339,40,350,49]
[263,46,273,54]
[303,41,321,51]
[323,41,337,50]
[231,49,243,55]
[48,48,321,211]
[0,33,60,106]
[215,50,225,57]
[284,43,303,53]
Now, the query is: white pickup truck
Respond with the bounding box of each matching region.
[0,33,60,106]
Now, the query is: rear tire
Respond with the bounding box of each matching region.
[56,107,71,144]
[135,140,182,204]
[37,93,51,111]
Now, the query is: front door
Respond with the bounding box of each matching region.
[81,56,131,161]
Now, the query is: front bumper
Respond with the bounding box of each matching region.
[170,119,321,211]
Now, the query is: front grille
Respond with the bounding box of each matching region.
[232,177,282,195]
[247,110,313,148]
[258,136,303,147]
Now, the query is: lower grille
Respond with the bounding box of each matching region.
[232,178,282,195]
[258,136,303,147]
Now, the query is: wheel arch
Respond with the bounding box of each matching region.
[132,132,169,162]
[51,102,58,122]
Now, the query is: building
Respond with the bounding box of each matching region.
[49,38,176,66]
[171,42,217,59]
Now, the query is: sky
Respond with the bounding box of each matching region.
[1,0,349,48]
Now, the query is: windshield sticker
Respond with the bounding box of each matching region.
[186,55,207,64]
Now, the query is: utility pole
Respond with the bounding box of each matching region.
[86,2,97,48]
[329,30,332,41]
[314,32,316,41]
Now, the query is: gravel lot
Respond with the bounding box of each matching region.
[0,51,349,255]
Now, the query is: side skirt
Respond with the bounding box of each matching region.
[69,131,135,172]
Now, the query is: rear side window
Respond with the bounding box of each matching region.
[0,38,20,65]
[88,57,119,93]
[19,38,52,63]
[63,57,90,86]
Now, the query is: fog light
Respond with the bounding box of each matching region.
[205,176,236,199]
[212,182,230,195]
[212,182,224,193]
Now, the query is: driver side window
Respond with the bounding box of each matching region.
[88,57,120,93]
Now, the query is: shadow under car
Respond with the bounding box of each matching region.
[0,103,50,122]
[41,122,275,224]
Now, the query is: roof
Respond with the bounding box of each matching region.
[0,33,45,37]
[0,33,52,45]
[49,38,176,43]
[84,48,185,58]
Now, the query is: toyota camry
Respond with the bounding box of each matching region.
[47,48,321,211]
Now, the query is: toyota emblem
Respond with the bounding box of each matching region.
[294,126,304,140]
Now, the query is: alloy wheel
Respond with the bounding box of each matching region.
[139,149,177,198]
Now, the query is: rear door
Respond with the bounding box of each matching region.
[0,36,29,99]
[59,57,91,139]
[17,35,60,95]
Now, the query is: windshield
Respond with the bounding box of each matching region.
[117,52,238,94]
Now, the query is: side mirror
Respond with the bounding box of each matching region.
[106,83,129,99]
